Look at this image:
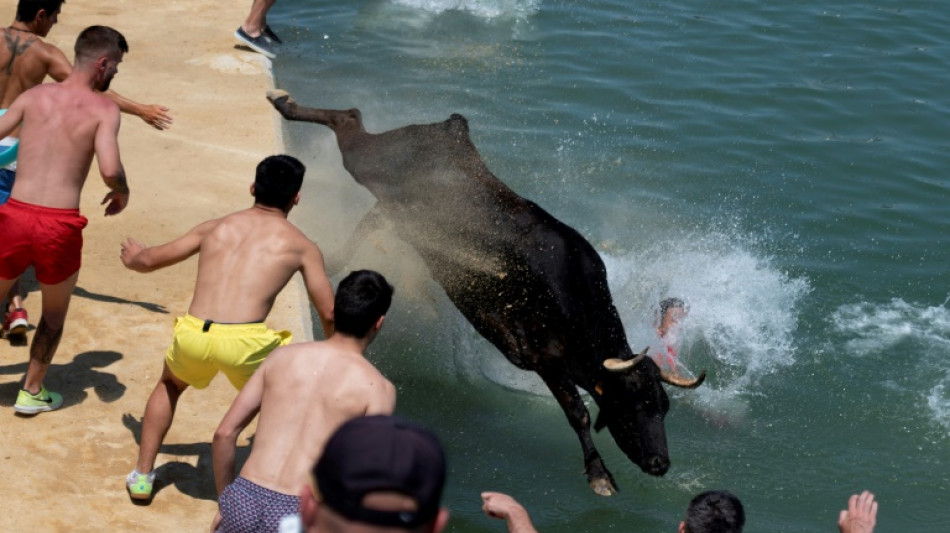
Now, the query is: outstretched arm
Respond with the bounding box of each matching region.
[838,491,877,533]
[42,43,172,130]
[481,492,539,533]
[120,218,220,272]
[103,90,173,131]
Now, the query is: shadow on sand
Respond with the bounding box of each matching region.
[0,350,127,409]
[9,268,170,317]
[121,413,253,503]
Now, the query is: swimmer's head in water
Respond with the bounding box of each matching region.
[659,297,685,316]
[657,297,686,338]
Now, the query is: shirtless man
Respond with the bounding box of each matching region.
[210,270,396,532]
[120,154,335,502]
[0,25,131,414]
[0,0,172,338]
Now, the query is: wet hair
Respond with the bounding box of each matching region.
[16,0,64,22]
[253,155,305,208]
[334,270,394,338]
[660,297,686,317]
[683,490,745,533]
[74,26,128,65]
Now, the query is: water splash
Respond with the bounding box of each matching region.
[927,376,950,435]
[830,298,950,436]
[388,0,541,19]
[605,228,809,412]
[441,224,811,415]
[830,297,950,355]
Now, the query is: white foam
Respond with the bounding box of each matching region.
[927,375,950,434]
[831,297,950,436]
[830,297,950,355]
[388,0,541,19]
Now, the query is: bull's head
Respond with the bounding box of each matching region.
[594,348,706,477]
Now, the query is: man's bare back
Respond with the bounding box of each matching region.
[237,340,395,495]
[3,81,121,209]
[0,27,70,109]
[189,206,330,324]
[211,270,396,532]
[121,202,334,334]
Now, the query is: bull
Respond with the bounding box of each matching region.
[266,90,705,496]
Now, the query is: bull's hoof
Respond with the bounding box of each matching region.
[589,477,618,496]
[265,89,293,107]
[266,89,288,100]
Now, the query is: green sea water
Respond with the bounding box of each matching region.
[270,1,950,530]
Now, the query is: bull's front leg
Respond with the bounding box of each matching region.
[537,367,618,496]
[324,204,387,276]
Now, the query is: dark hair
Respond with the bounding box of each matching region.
[74,26,128,64]
[660,297,685,316]
[683,490,745,533]
[16,0,64,22]
[254,155,305,208]
[334,270,394,338]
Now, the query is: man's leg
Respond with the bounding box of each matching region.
[0,277,15,337]
[4,280,29,336]
[235,0,280,57]
[0,277,15,308]
[22,271,78,394]
[241,0,277,36]
[8,280,23,309]
[135,362,190,475]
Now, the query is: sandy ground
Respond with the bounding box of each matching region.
[0,1,311,531]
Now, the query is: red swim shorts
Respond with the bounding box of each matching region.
[0,198,88,284]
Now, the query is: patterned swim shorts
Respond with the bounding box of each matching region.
[217,477,301,533]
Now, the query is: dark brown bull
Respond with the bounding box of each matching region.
[266,90,705,495]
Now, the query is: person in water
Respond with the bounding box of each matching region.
[653,297,687,373]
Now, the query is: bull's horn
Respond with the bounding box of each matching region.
[603,347,649,373]
[660,369,707,389]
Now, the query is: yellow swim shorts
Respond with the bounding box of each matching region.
[165,314,292,390]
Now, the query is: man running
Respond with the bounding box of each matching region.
[211,270,396,532]
[0,25,132,414]
[120,154,335,502]
[0,0,171,339]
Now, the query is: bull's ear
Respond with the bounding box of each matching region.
[594,408,608,432]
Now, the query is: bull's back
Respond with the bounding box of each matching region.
[337,114,628,363]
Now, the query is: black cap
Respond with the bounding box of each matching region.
[315,415,447,528]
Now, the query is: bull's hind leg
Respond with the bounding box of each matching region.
[265,90,361,130]
[536,366,618,496]
[266,89,300,119]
